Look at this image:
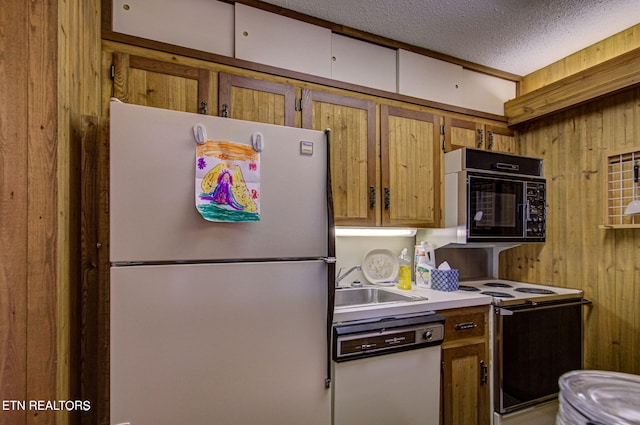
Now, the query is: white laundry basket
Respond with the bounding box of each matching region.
[556,370,640,425]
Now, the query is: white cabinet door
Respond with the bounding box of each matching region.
[455,69,516,115]
[112,0,234,57]
[398,49,464,107]
[398,49,516,115]
[235,4,332,78]
[331,33,397,92]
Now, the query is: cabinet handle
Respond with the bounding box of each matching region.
[487,130,494,150]
[476,129,484,148]
[480,360,488,386]
[383,188,390,210]
[454,322,477,331]
[200,101,208,115]
[221,103,229,118]
[369,186,376,210]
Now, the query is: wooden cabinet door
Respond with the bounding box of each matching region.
[302,89,376,226]
[442,341,490,425]
[486,124,517,153]
[444,115,517,154]
[444,116,482,152]
[381,105,441,227]
[112,53,210,114]
[218,73,297,126]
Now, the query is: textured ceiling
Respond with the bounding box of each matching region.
[260,0,640,76]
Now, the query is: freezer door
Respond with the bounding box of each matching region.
[110,261,330,425]
[110,102,328,262]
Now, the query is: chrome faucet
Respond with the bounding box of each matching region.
[335,265,361,288]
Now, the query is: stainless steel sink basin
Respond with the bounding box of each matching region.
[334,287,423,307]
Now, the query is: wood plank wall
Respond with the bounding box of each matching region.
[520,24,640,95]
[59,0,103,424]
[1,1,101,425]
[500,87,640,375]
[1,1,59,424]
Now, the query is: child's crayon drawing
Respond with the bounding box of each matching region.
[196,140,260,222]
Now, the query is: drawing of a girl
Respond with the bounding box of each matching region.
[208,168,244,210]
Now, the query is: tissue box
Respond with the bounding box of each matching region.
[430,269,459,292]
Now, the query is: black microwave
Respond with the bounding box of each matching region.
[443,148,546,243]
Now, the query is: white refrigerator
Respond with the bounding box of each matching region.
[109,102,334,425]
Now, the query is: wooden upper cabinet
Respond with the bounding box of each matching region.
[444,116,481,151]
[381,105,441,227]
[218,73,297,126]
[444,116,516,154]
[112,52,211,114]
[485,123,517,154]
[301,89,376,226]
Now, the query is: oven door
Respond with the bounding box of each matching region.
[494,300,589,414]
[467,173,525,240]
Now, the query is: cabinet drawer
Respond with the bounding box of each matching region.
[440,307,486,342]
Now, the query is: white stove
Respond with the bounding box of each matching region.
[457,279,583,306]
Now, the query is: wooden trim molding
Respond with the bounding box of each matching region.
[505,47,640,126]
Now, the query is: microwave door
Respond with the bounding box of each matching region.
[468,176,525,239]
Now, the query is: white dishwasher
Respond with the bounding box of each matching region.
[332,312,445,425]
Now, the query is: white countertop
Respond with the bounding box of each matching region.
[332,284,492,323]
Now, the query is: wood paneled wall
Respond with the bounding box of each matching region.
[0,1,101,425]
[1,1,59,424]
[60,0,103,424]
[520,24,640,95]
[500,87,640,375]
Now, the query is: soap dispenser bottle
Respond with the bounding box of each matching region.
[397,248,412,290]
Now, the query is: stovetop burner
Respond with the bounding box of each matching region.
[514,287,556,295]
[481,291,515,298]
[458,280,584,306]
[458,285,481,292]
[484,282,513,288]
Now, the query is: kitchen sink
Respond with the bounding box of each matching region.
[334,287,424,308]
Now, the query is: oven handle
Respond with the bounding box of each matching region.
[497,299,592,315]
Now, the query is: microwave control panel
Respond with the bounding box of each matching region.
[525,182,546,238]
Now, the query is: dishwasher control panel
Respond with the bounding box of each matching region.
[333,313,445,362]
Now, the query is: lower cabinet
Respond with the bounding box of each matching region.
[440,305,490,425]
